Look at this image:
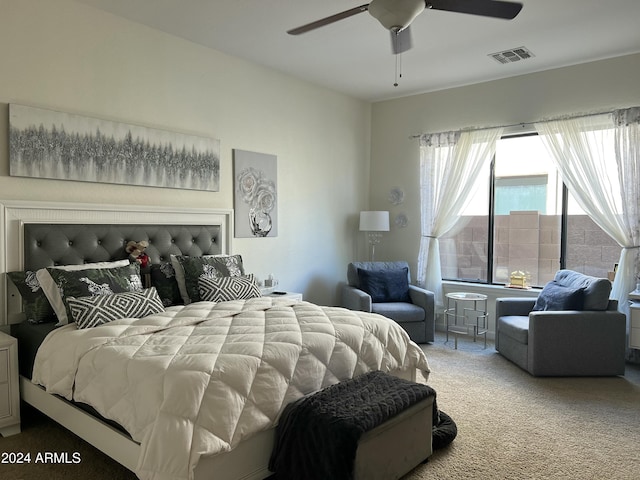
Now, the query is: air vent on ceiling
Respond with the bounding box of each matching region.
[489,46,535,64]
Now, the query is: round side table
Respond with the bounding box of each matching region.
[444,292,488,349]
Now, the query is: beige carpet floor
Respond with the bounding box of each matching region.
[404,333,640,480]
[2,332,639,479]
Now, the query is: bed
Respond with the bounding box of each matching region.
[1,201,431,480]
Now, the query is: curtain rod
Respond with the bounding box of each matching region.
[408,107,636,140]
[409,121,531,139]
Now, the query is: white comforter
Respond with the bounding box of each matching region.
[32,297,430,480]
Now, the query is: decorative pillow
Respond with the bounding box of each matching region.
[357,267,411,303]
[198,274,261,302]
[43,262,142,325]
[532,280,585,311]
[149,263,183,307]
[67,287,165,329]
[553,270,612,311]
[171,254,245,304]
[36,260,131,326]
[170,254,229,304]
[7,270,56,323]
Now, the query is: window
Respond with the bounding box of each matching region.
[494,175,548,215]
[440,133,621,287]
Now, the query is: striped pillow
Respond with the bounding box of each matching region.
[198,274,261,302]
[67,287,165,329]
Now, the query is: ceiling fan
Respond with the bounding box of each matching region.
[288,0,523,54]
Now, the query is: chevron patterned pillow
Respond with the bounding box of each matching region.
[198,274,261,302]
[67,287,165,329]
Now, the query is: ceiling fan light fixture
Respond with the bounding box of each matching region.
[368,0,426,30]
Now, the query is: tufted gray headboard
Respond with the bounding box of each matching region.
[23,224,222,271]
[1,201,233,325]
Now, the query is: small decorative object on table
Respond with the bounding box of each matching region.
[264,273,277,288]
[507,270,530,289]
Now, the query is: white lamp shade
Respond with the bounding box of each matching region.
[359,211,390,232]
[368,0,425,30]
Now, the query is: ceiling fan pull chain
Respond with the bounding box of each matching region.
[394,52,403,87]
[394,54,398,87]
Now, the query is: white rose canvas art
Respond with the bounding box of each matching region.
[233,149,278,238]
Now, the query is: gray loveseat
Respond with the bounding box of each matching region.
[496,270,626,376]
[340,261,435,344]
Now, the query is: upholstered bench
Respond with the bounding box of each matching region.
[269,371,436,480]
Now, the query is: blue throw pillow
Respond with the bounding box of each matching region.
[532,280,585,311]
[357,267,411,303]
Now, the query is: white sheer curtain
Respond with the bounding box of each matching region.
[535,107,640,315]
[417,127,503,306]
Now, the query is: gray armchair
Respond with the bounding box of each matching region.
[496,270,627,376]
[340,261,435,344]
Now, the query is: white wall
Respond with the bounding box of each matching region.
[0,0,372,306]
[370,53,640,280]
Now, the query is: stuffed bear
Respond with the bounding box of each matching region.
[126,240,150,268]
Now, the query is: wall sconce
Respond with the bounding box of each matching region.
[359,211,390,261]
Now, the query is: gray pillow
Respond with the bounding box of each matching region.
[553,270,611,311]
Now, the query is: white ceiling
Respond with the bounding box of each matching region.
[73,0,640,102]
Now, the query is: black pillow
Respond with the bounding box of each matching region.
[150,263,183,307]
[7,270,55,323]
[357,267,411,303]
[532,280,585,311]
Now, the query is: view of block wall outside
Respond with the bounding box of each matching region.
[440,213,620,287]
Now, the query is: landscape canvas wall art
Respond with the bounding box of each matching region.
[9,104,220,191]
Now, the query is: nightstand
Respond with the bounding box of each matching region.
[630,302,640,349]
[266,292,303,301]
[0,331,20,436]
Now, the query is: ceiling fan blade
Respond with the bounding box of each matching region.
[425,0,523,20]
[391,27,413,54]
[287,4,370,35]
